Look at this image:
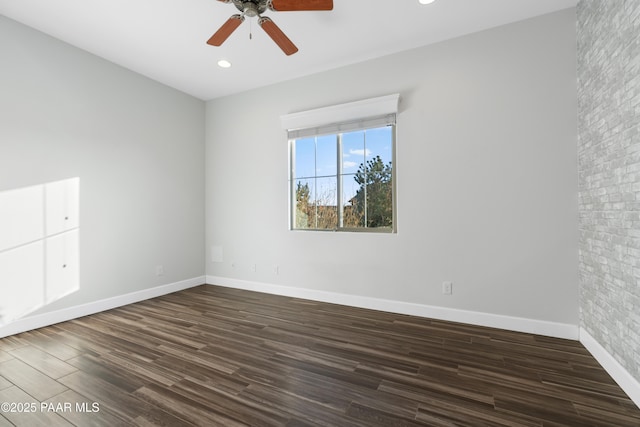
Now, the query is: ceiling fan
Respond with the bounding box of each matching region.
[207,0,333,56]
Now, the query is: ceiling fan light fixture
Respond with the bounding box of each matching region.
[418,0,436,4]
[217,59,232,68]
[242,2,260,17]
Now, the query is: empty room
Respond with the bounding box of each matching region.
[1,0,639,425]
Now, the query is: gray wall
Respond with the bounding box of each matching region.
[206,9,579,325]
[0,17,206,315]
[577,1,640,381]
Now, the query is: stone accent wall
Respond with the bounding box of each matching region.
[577,0,640,381]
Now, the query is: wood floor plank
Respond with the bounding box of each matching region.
[15,330,82,361]
[0,375,12,391]
[158,343,239,375]
[170,377,294,426]
[539,369,630,399]
[0,284,638,426]
[415,396,540,427]
[346,401,425,426]
[0,386,73,427]
[44,389,130,427]
[98,350,183,387]
[239,383,368,427]
[573,402,640,427]
[0,358,68,401]
[49,329,113,356]
[377,378,495,409]
[154,354,248,393]
[265,339,360,370]
[57,370,182,423]
[9,346,77,379]
[0,351,12,363]
[0,336,27,353]
[239,360,364,411]
[66,353,146,393]
[494,394,598,426]
[65,319,164,361]
[133,383,248,426]
[138,326,207,350]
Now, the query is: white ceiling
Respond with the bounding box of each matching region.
[0,0,577,101]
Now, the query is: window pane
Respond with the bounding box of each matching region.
[314,177,337,229]
[341,130,370,230]
[293,178,315,229]
[341,174,364,228]
[316,135,337,177]
[364,126,393,229]
[339,126,393,230]
[365,175,393,229]
[342,131,366,174]
[294,138,315,179]
[365,127,393,166]
[341,172,359,206]
[292,177,337,230]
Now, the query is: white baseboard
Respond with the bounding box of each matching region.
[580,328,640,408]
[0,276,205,339]
[206,276,579,340]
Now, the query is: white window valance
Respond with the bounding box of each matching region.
[280,93,400,139]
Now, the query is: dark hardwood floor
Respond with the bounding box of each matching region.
[0,285,639,426]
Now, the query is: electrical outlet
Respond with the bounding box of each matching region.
[156,265,164,276]
[251,264,257,272]
[442,281,453,295]
[273,265,279,275]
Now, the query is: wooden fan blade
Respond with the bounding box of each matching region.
[207,14,244,46]
[270,0,333,11]
[259,17,298,56]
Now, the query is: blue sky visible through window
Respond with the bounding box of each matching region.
[293,126,393,207]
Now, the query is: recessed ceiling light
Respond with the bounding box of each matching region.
[217,59,232,68]
[419,0,436,4]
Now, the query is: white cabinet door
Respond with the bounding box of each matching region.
[46,177,79,235]
[0,185,44,252]
[0,241,44,325]
[45,229,79,304]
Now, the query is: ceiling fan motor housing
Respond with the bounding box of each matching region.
[232,0,268,17]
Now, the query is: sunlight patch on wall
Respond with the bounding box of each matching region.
[0,178,80,326]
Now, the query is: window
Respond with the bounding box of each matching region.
[283,94,398,232]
